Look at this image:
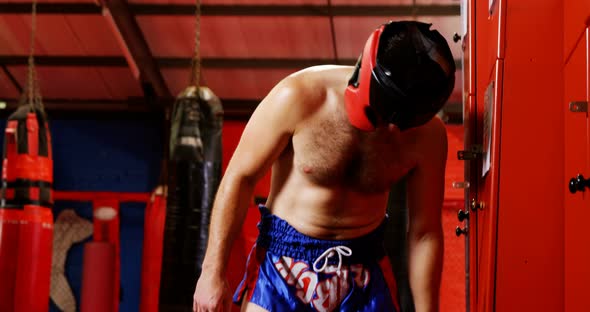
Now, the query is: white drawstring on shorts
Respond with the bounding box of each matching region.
[312,246,352,275]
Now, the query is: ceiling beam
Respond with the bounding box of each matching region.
[0,55,463,70]
[0,3,460,16]
[138,4,461,17]
[1,98,462,123]
[160,57,364,69]
[100,0,171,101]
[0,3,102,14]
[0,56,127,67]
[1,98,259,121]
[1,65,23,94]
[3,98,153,112]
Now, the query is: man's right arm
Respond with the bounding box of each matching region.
[195,76,312,307]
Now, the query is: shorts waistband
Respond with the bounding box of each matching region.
[255,205,387,264]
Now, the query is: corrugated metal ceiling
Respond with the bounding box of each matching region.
[0,0,463,120]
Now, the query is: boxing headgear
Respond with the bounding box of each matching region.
[344,21,455,131]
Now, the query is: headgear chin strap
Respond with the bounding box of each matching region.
[344,21,454,131]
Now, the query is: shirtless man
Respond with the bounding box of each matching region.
[193,21,455,312]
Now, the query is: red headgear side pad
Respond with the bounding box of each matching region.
[344,26,384,131]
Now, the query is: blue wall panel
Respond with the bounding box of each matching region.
[0,116,162,312]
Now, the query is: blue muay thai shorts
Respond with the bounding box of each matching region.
[233,206,400,312]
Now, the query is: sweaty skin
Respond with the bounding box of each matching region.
[193,65,447,312]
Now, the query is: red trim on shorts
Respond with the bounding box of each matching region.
[378,257,401,312]
[247,246,265,302]
[236,244,265,303]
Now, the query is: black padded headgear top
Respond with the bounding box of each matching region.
[345,21,456,131]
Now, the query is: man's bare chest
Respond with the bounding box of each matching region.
[293,119,413,193]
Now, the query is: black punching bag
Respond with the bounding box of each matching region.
[385,178,415,312]
[159,86,223,311]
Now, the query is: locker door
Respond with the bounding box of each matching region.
[460,0,504,310]
[473,0,505,310]
[474,61,503,312]
[564,27,589,312]
[460,1,478,311]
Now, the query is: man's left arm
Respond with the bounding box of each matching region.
[405,119,448,312]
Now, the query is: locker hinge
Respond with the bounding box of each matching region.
[569,101,588,113]
[457,145,483,160]
[452,181,470,189]
[470,198,485,211]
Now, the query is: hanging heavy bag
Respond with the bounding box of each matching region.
[159,86,223,310]
[139,186,167,312]
[0,105,54,312]
[0,2,54,311]
[1,106,53,208]
[385,179,415,312]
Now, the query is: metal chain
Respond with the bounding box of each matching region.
[25,0,43,112]
[26,0,36,110]
[189,0,202,88]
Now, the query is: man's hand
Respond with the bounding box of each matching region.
[193,273,231,312]
[193,75,307,312]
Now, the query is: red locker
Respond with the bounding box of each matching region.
[564,0,590,61]
[564,27,590,312]
[464,0,565,311]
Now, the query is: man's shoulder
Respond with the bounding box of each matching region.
[288,64,353,89]
[410,117,448,160]
[272,67,334,110]
[264,65,353,123]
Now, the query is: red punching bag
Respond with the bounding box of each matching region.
[0,105,54,312]
[139,186,167,312]
[80,203,120,312]
[0,208,20,312]
[14,205,54,312]
[80,241,116,312]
